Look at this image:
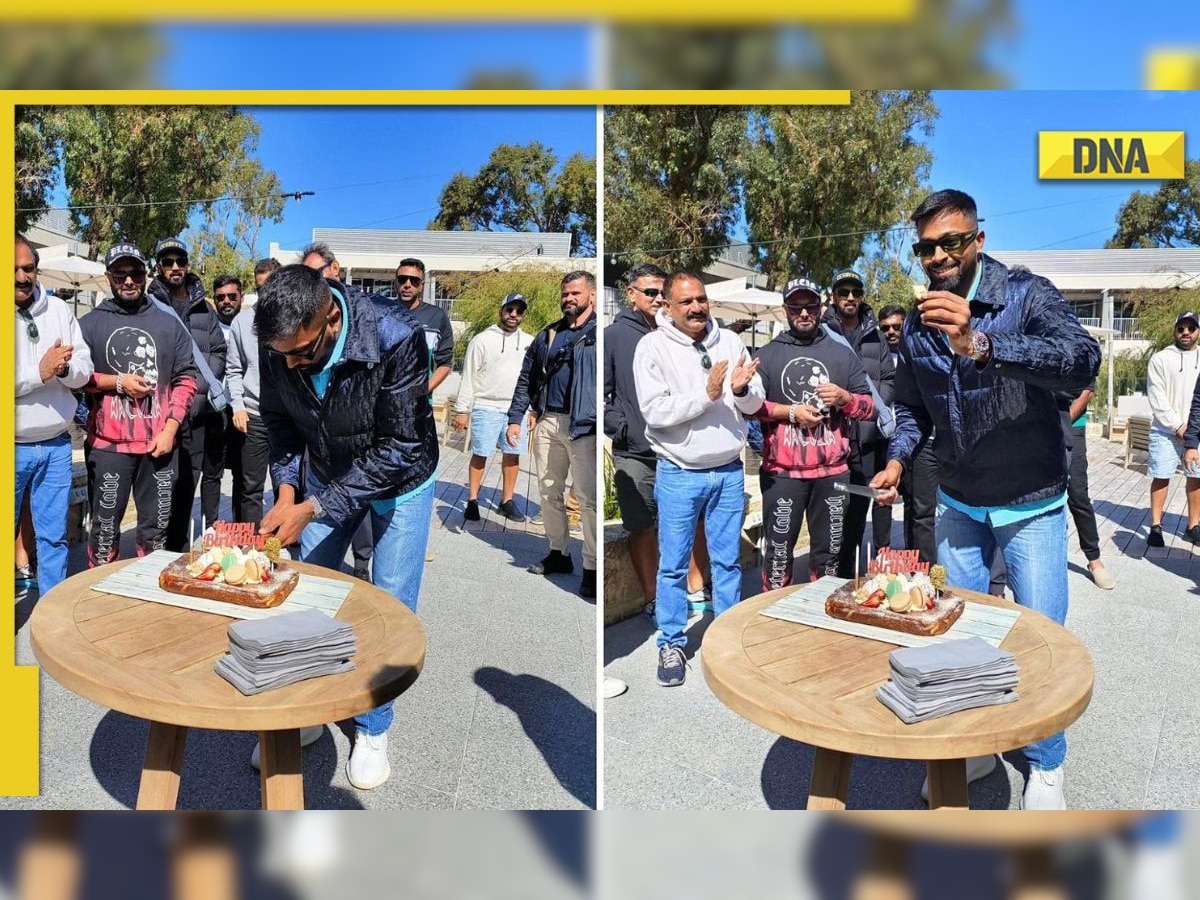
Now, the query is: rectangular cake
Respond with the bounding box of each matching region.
[158,552,299,609]
[824,568,964,637]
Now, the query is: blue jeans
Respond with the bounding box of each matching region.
[936,502,1068,771]
[15,434,74,594]
[301,475,434,736]
[654,459,745,650]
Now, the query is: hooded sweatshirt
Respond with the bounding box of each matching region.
[1148,343,1200,433]
[752,326,876,479]
[454,323,533,414]
[16,283,95,442]
[603,306,657,459]
[78,295,199,454]
[632,315,765,469]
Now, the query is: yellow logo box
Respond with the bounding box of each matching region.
[1039,131,1185,180]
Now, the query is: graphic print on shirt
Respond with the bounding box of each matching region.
[777,355,836,452]
[106,326,161,420]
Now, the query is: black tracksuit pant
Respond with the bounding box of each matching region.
[760,472,843,590]
[87,445,178,566]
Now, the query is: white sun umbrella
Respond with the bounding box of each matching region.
[36,245,111,296]
[705,285,786,349]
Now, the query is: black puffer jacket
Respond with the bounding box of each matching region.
[259,284,439,527]
[822,304,895,450]
[508,315,597,440]
[148,273,227,418]
[603,308,656,459]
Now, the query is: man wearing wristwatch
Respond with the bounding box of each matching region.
[869,189,1101,810]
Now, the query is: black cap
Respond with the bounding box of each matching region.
[500,292,528,310]
[104,242,147,268]
[1176,311,1199,327]
[831,268,864,288]
[783,277,822,302]
[154,237,188,260]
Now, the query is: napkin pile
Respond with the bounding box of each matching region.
[876,636,1019,724]
[215,608,357,695]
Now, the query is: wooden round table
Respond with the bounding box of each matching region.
[702,586,1094,810]
[29,558,426,810]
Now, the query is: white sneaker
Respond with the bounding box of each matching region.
[346,730,391,790]
[250,725,325,770]
[920,754,997,803]
[1022,766,1066,810]
[602,676,628,699]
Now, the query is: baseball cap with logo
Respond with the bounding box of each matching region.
[154,237,189,261]
[783,277,822,303]
[1176,311,1199,328]
[831,268,864,288]
[500,292,528,310]
[104,242,147,268]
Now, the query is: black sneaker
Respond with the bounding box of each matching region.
[352,566,371,583]
[580,568,596,597]
[1185,525,1200,545]
[528,550,574,575]
[657,645,686,687]
[1147,524,1165,547]
[497,499,525,522]
[465,499,481,521]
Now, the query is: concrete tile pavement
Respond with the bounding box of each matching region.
[604,434,1200,809]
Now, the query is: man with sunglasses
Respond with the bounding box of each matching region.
[15,233,94,595]
[254,264,438,790]
[393,257,454,395]
[822,268,895,575]
[1145,311,1200,546]
[147,238,228,554]
[869,189,1100,810]
[198,274,244,528]
[633,272,765,686]
[78,242,199,567]
[508,271,599,598]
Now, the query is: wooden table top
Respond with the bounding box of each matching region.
[702,586,1093,761]
[30,558,426,732]
[846,811,1148,844]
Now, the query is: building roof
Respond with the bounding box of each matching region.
[311,228,573,259]
[987,248,1200,291]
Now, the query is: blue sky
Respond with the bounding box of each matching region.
[231,106,597,256]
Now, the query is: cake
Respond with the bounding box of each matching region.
[824,549,963,637]
[158,521,299,609]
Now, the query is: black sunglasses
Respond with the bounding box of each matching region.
[214,292,240,302]
[835,287,864,298]
[913,230,978,259]
[635,286,663,299]
[879,323,903,332]
[16,308,38,342]
[108,268,147,283]
[692,341,712,371]
[1177,324,1198,333]
[395,274,423,286]
[785,303,821,316]
[158,255,188,268]
[268,303,335,361]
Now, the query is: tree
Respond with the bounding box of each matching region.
[15,107,59,233]
[604,106,748,271]
[448,266,575,365]
[20,106,283,259]
[1,26,161,90]
[1128,284,1200,352]
[1107,159,1200,249]
[189,153,287,286]
[742,91,937,288]
[429,142,596,256]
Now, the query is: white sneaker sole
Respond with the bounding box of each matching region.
[346,760,391,791]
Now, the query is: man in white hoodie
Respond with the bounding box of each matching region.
[453,292,532,522]
[1146,310,1200,546]
[634,272,765,686]
[15,233,95,594]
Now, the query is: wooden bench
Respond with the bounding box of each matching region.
[1125,415,1152,469]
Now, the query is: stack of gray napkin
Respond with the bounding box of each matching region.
[214,608,357,696]
[876,636,1019,724]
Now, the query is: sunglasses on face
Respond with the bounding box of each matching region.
[1177,324,1197,334]
[913,230,978,259]
[692,341,712,371]
[634,286,663,299]
[269,304,335,361]
[108,268,147,283]
[785,303,821,316]
[16,264,36,276]
[395,274,423,286]
[159,256,188,268]
[835,288,864,299]
[214,292,240,302]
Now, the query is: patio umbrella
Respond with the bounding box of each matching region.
[705,285,786,349]
[36,245,110,297]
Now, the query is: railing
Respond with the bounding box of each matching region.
[1077,317,1144,340]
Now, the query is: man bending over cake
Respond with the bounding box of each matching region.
[255,264,439,790]
[870,189,1100,810]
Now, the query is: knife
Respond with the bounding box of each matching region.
[832,482,887,500]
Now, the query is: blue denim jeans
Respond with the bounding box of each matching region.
[936,502,1069,771]
[15,433,74,594]
[301,475,434,736]
[654,458,745,649]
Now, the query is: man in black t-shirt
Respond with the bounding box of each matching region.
[393,257,454,395]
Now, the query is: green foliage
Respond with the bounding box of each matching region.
[1096,348,1153,416]
[449,266,574,363]
[1,26,161,90]
[429,142,596,256]
[743,92,938,288]
[15,107,59,233]
[603,448,620,521]
[1107,159,1200,249]
[860,230,924,312]
[18,106,283,262]
[604,106,748,271]
[1127,285,1200,352]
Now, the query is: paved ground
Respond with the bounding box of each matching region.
[604,432,1200,810]
[7,415,596,810]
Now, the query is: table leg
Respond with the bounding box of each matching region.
[1009,847,1068,900]
[136,721,188,810]
[259,728,305,810]
[173,814,236,900]
[926,759,970,810]
[851,836,914,900]
[807,747,854,810]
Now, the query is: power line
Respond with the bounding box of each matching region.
[1031,226,1116,250]
[17,190,314,214]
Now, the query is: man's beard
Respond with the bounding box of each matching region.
[114,292,144,310]
[928,257,976,294]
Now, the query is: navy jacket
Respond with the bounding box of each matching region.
[508,315,597,440]
[148,273,227,419]
[1184,370,1200,451]
[259,285,439,527]
[888,253,1101,507]
[603,308,656,459]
